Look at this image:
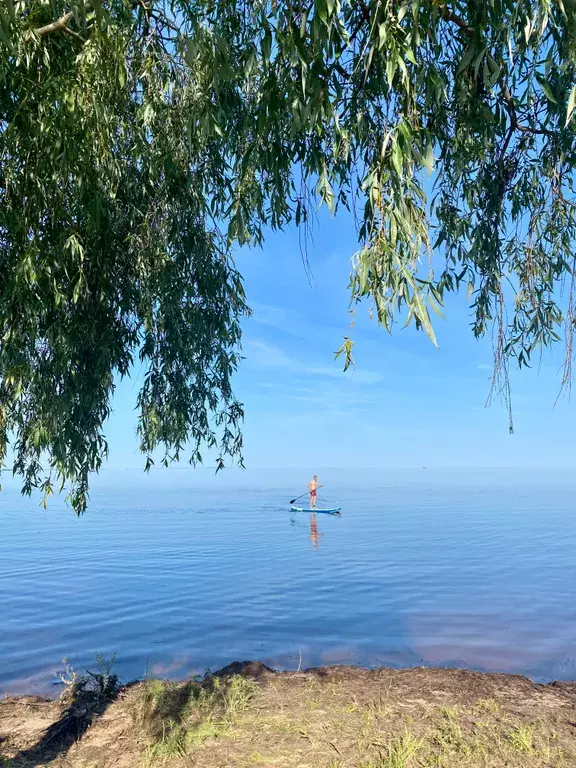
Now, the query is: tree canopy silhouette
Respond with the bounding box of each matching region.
[1,1,576,510]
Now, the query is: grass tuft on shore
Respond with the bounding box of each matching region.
[363,731,423,768]
[131,673,256,761]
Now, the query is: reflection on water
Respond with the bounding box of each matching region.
[406,612,576,673]
[1,467,576,694]
[150,655,195,678]
[310,514,320,550]
[290,509,341,551]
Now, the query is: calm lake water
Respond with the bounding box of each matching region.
[1,467,575,694]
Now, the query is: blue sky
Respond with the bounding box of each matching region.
[103,206,576,470]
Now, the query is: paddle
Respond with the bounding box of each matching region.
[289,485,322,505]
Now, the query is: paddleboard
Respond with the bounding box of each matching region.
[291,506,341,515]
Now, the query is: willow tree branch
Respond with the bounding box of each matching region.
[499,82,554,136]
[33,12,75,38]
[29,4,93,41]
[350,1,371,44]
[438,5,472,34]
[499,122,516,162]
[62,25,86,43]
[439,4,554,138]
[133,1,180,35]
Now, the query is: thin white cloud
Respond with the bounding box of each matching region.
[249,302,307,338]
[249,301,351,343]
[244,337,384,385]
[305,365,383,385]
[243,339,292,368]
[284,384,405,409]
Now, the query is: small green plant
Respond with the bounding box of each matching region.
[440,706,459,720]
[246,752,275,765]
[507,724,536,754]
[86,653,119,698]
[476,698,501,715]
[434,708,468,755]
[385,732,423,768]
[133,678,190,745]
[143,718,228,761]
[184,718,228,748]
[56,657,79,690]
[211,673,255,721]
[367,692,391,718]
[362,731,423,768]
[145,720,188,760]
[134,673,256,760]
[274,720,311,738]
[55,654,119,700]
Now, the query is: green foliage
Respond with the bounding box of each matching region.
[507,724,536,753]
[360,731,423,768]
[56,653,119,699]
[2,0,576,509]
[132,673,255,759]
[0,0,248,511]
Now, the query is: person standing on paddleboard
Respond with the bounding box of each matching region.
[308,475,323,509]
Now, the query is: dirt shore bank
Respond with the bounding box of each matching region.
[2,662,576,767]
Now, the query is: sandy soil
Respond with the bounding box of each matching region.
[1,662,576,767]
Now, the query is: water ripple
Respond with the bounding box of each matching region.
[2,467,576,693]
